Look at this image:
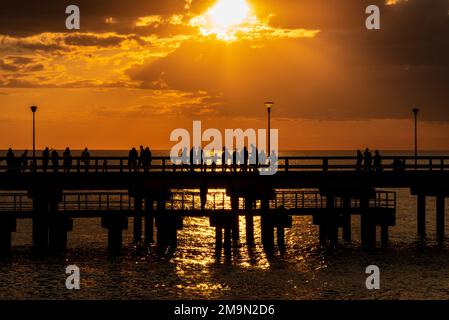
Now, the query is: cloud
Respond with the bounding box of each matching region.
[0,0,192,37]
[0,55,45,73]
[1,0,448,122]
[64,34,125,47]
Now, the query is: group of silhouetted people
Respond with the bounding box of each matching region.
[128,146,152,172]
[3,147,90,173]
[356,148,383,172]
[356,148,406,172]
[177,144,276,173]
[5,148,28,173]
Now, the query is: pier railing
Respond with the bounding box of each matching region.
[1,155,449,173]
[0,190,396,213]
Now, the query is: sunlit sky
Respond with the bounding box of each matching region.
[1,0,448,150]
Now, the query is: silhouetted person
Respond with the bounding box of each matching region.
[270,149,277,163]
[181,147,188,171]
[232,149,238,172]
[393,158,405,172]
[6,148,15,173]
[242,146,249,172]
[190,147,195,172]
[21,150,28,172]
[249,144,258,172]
[138,145,145,171]
[128,147,138,172]
[51,149,59,172]
[211,151,218,172]
[142,147,152,172]
[42,147,50,172]
[363,148,372,172]
[373,150,382,173]
[197,147,204,172]
[81,147,90,172]
[356,150,363,172]
[258,149,267,171]
[222,147,233,172]
[63,147,72,173]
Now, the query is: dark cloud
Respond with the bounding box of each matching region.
[64,34,125,47]
[127,38,449,121]
[0,0,191,36]
[0,56,44,73]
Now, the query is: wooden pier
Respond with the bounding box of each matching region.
[0,155,448,256]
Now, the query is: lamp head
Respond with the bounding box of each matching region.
[412,108,419,116]
[265,102,274,110]
[30,106,38,113]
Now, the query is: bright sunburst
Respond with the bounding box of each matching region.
[190,0,255,41]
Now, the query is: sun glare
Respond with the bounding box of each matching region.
[190,0,254,41]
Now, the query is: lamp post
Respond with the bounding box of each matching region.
[30,105,37,168]
[412,108,419,168]
[265,102,274,156]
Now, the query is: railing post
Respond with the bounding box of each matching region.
[285,158,289,172]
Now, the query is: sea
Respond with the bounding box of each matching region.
[1,150,449,300]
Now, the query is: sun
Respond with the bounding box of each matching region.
[208,0,250,29]
[190,0,255,41]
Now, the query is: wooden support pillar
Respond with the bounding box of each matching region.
[436,196,445,241]
[0,215,16,256]
[101,215,128,254]
[261,197,274,250]
[326,194,338,246]
[342,197,352,242]
[318,217,327,246]
[156,198,167,256]
[200,186,207,211]
[380,225,389,249]
[360,196,370,248]
[417,194,426,238]
[32,198,50,253]
[144,198,154,244]
[133,197,143,243]
[245,197,254,245]
[366,217,377,250]
[230,195,239,242]
[224,226,232,254]
[48,214,73,254]
[215,227,223,254]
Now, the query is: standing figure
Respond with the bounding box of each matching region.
[373,150,382,173]
[42,147,50,172]
[363,148,372,172]
[81,147,90,172]
[63,147,72,173]
[51,149,59,172]
[242,146,249,172]
[138,145,145,171]
[6,148,15,173]
[21,150,28,172]
[128,147,138,172]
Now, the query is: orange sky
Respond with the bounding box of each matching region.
[1,0,448,150]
